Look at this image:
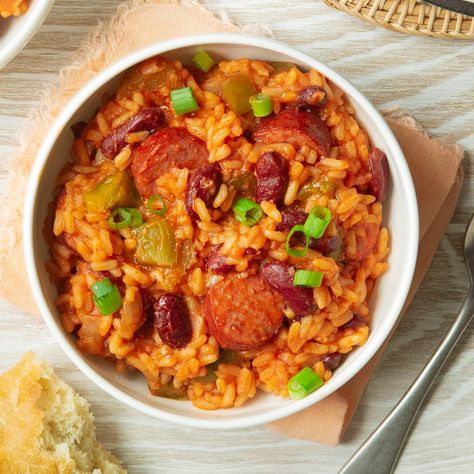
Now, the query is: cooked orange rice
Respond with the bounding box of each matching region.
[0,0,28,19]
[46,55,389,410]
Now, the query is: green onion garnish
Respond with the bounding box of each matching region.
[304,206,331,239]
[192,50,214,73]
[285,224,309,257]
[232,197,263,227]
[91,278,122,315]
[293,269,324,288]
[249,94,273,117]
[108,208,142,230]
[147,194,167,216]
[170,87,199,115]
[288,367,324,400]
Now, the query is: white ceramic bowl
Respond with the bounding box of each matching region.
[0,0,54,69]
[24,33,419,429]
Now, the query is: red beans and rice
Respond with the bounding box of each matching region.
[46,55,390,409]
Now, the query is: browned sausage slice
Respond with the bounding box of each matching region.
[253,108,333,157]
[131,127,209,198]
[203,274,284,351]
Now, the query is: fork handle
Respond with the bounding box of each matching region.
[339,292,474,474]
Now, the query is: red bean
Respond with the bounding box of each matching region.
[368,148,390,202]
[261,261,315,316]
[341,315,366,330]
[296,86,327,111]
[71,121,87,138]
[205,245,234,274]
[255,151,289,205]
[185,163,222,221]
[154,294,192,349]
[101,108,166,160]
[321,353,342,370]
[276,209,307,232]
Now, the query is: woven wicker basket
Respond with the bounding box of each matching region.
[323,0,474,39]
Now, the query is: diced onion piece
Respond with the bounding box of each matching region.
[285,224,309,257]
[293,270,324,288]
[170,87,199,115]
[192,50,214,73]
[232,197,263,227]
[249,94,273,117]
[288,367,324,400]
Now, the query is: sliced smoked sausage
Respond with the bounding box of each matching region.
[253,108,333,157]
[203,274,284,351]
[131,127,209,198]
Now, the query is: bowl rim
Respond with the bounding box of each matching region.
[23,32,419,429]
[0,0,55,70]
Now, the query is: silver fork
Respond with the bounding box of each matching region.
[339,214,474,474]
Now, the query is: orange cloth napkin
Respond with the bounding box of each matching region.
[0,0,464,446]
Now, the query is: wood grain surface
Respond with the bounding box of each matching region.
[0,1,473,473]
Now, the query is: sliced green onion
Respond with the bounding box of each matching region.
[288,367,324,400]
[91,278,122,315]
[249,94,273,117]
[304,206,331,239]
[147,194,167,216]
[127,208,143,227]
[108,208,132,230]
[294,269,324,288]
[170,87,199,115]
[285,224,309,257]
[232,197,263,227]
[108,208,142,230]
[91,278,114,299]
[192,50,214,73]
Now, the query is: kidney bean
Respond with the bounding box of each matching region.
[341,315,366,330]
[185,163,222,221]
[255,151,289,205]
[368,148,390,202]
[154,294,192,349]
[261,261,315,316]
[321,353,342,370]
[276,209,307,232]
[296,86,327,111]
[71,121,87,138]
[205,245,234,274]
[101,107,165,159]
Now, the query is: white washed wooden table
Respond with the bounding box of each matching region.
[1,1,473,473]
